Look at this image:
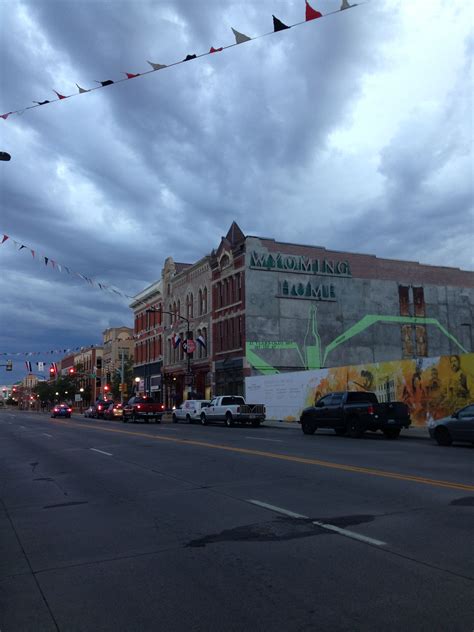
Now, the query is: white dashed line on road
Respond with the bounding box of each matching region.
[42,433,54,438]
[90,448,113,456]
[248,499,386,547]
[244,436,283,443]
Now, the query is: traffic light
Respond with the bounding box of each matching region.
[6,360,12,371]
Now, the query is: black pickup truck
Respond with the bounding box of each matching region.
[299,391,411,439]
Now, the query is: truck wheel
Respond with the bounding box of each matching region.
[200,413,207,426]
[172,413,178,423]
[301,419,316,435]
[347,417,365,438]
[434,427,452,446]
[186,414,192,424]
[225,412,234,428]
[383,428,401,440]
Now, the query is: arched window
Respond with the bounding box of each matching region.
[190,293,194,318]
[198,289,203,316]
[203,287,208,314]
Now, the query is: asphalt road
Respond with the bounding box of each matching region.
[1,409,473,632]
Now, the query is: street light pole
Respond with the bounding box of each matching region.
[146,307,193,397]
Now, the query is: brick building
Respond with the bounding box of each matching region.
[131,222,473,401]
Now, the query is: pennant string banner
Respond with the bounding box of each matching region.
[0,231,134,302]
[0,1,361,121]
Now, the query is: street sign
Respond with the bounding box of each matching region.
[75,394,82,402]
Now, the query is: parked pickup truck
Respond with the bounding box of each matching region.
[299,391,411,439]
[200,395,266,427]
[122,396,166,424]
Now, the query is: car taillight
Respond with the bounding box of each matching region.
[160,404,165,410]
[137,404,141,409]
[98,405,102,411]
[68,408,72,412]
[367,405,374,415]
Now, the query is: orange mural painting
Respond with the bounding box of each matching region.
[303,353,474,426]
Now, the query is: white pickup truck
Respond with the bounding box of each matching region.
[200,395,266,427]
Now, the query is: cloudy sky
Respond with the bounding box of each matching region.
[0,0,472,384]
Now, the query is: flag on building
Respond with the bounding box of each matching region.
[25,361,32,372]
[196,335,207,349]
[172,333,181,349]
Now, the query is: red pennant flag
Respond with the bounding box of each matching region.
[31,250,35,258]
[53,90,67,100]
[210,46,223,53]
[1,235,8,243]
[0,112,13,120]
[306,1,322,20]
[125,72,140,79]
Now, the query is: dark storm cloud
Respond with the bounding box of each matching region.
[0,0,471,384]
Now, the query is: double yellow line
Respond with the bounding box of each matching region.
[52,419,474,492]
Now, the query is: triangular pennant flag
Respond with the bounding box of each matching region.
[183,54,197,61]
[273,15,290,31]
[76,83,90,94]
[95,80,114,87]
[57,263,62,272]
[147,61,167,70]
[13,240,19,247]
[64,266,70,274]
[33,100,50,105]
[19,244,26,250]
[0,112,13,120]
[50,260,56,269]
[306,1,322,20]
[44,256,49,266]
[31,249,35,258]
[53,90,67,100]
[340,0,354,9]
[210,46,223,53]
[231,27,252,44]
[1,235,9,243]
[124,72,140,79]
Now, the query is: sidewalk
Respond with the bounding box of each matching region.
[263,419,431,439]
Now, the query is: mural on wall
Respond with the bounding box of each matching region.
[245,353,474,426]
[246,304,468,374]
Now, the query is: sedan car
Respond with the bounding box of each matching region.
[95,400,113,419]
[51,404,72,418]
[428,404,474,446]
[103,402,123,420]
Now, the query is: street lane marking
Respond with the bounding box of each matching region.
[244,436,283,443]
[249,499,307,519]
[49,419,474,492]
[42,433,54,438]
[90,448,113,456]
[248,500,386,546]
